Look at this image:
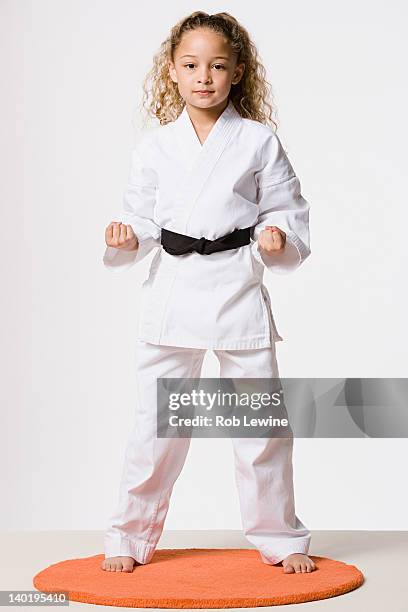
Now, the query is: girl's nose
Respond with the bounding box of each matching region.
[198,71,211,83]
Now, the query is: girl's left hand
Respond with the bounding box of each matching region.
[258,226,286,254]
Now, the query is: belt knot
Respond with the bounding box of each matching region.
[195,236,207,254]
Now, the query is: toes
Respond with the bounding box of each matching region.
[122,562,134,572]
[304,560,316,572]
[115,560,126,572]
[282,555,317,574]
[101,557,137,572]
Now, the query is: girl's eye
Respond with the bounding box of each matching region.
[213,64,225,70]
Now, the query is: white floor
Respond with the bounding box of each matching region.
[1,530,407,611]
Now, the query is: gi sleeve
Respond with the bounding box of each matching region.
[251,131,311,275]
[103,133,161,271]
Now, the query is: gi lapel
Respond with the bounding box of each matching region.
[171,99,242,232]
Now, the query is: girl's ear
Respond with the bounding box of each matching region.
[168,61,177,83]
[232,62,245,85]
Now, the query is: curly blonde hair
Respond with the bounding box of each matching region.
[139,11,278,131]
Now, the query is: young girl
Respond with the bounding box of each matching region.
[102,11,315,575]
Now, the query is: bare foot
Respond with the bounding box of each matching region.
[101,556,140,572]
[281,553,316,573]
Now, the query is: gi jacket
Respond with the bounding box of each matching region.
[103,100,311,349]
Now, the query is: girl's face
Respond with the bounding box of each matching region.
[169,28,245,112]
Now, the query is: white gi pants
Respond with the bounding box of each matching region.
[104,339,311,565]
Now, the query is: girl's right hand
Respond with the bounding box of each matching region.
[105,221,139,251]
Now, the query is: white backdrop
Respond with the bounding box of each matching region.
[1,0,407,531]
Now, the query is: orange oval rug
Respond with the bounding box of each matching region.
[32,548,364,608]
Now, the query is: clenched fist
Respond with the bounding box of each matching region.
[258,225,286,255]
[105,221,139,252]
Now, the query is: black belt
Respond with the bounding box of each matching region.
[160,226,253,255]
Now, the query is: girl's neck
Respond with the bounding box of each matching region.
[185,98,229,130]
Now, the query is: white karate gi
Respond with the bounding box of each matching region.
[103,99,311,349]
[103,99,312,565]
